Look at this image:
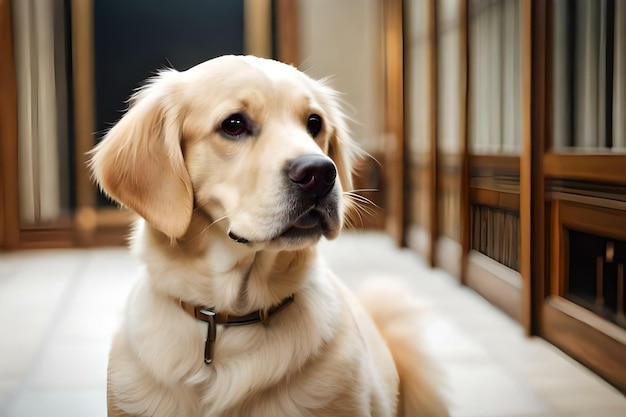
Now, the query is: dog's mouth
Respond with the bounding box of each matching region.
[228,206,337,247]
[277,209,327,240]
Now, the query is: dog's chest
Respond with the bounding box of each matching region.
[184,329,306,416]
[124,266,347,416]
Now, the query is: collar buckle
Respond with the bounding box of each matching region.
[199,308,217,365]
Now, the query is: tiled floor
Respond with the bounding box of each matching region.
[0,231,624,417]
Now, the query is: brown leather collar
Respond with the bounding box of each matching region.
[180,295,295,365]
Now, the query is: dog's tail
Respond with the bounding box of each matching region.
[357,280,450,417]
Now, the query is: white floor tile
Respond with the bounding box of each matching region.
[0,381,19,412]
[4,388,105,417]
[443,361,550,417]
[29,339,109,389]
[419,314,491,362]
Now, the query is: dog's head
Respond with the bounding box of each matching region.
[90,55,359,250]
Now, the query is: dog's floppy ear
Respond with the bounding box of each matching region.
[89,70,193,238]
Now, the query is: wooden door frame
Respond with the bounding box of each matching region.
[458,0,470,285]
[382,0,406,247]
[520,0,548,335]
[275,0,299,66]
[427,0,439,267]
[0,0,20,250]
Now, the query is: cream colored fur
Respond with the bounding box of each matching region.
[91,55,448,417]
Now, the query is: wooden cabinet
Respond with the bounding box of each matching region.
[394,0,626,393]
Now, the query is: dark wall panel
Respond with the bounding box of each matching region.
[92,0,244,206]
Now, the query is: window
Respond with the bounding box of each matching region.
[468,0,521,154]
[552,0,626,151]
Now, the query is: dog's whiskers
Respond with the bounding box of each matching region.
[344,191,378,207]
[180,211,230,247]
[342,190,379,228]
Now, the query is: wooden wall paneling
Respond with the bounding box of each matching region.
[519,0,548,335]
[459,0,470,285]
[467,250,523,321]
[244,0,272,59]
[275,0,299,66]
[470,154,520,173]
[544,154,626,184]
[549,199,563,297]
[17,227,76,250]
[467,156,521,275]
[0,0,19,249]
[543,201,626,393]
[382,0,406,247]
[71,0,100,246]
[71,0,95,211]
[470,187,519,211]
[427,0,438,266]
[542,296,626,393]
[466,190,523,319]
[540,0,626,391]
[559,202,626,241]
[519,0,532,332]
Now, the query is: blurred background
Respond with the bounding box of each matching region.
[1,0,626,411]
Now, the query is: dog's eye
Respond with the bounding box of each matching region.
[307,114,323,138]
[220,113,249,139]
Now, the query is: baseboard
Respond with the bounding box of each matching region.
[466,250,523,322]
[541,296,626,394]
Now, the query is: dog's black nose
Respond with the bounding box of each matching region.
[287,155,337,198]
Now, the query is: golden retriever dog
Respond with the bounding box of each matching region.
[90,55,448,417]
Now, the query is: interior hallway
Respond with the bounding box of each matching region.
[0,231,625,417]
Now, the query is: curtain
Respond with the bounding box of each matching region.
[552,0,571,149]
[406,0,432,154]
[12,0,68,224]
[469,0,521,154]
[437,0,461,154]
[501,0,521,152]
[553,0,625,151]
[574,0,606,148]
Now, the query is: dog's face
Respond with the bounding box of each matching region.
[91,55,357,250]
